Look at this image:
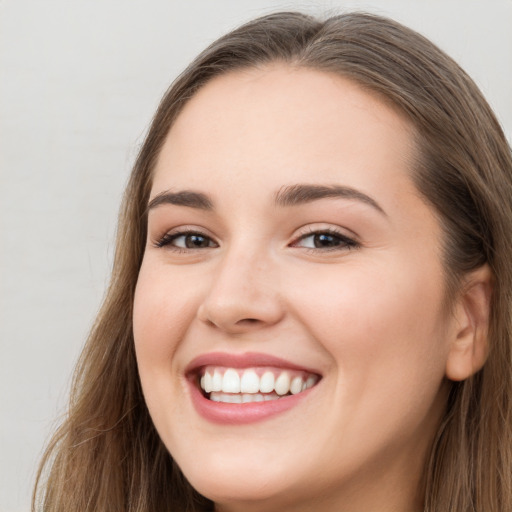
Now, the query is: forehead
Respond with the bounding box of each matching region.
[152,66,418,208]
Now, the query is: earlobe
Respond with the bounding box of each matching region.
[445,264,493,382]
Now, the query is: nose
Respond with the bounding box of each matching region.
[197,248,284,334]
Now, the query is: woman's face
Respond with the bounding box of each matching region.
[133,67,457,512]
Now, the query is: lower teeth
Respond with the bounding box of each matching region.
[209,391,284,403]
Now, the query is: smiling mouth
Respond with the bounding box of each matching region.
[198,366,320,403]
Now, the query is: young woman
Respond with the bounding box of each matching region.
[34,11,512,512]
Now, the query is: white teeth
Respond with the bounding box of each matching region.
[212,369,222,392]
[203,371,213,393]
[259,371,275,393]
[305,376,317,389]
[200,367,320,399]
[209,391,281,403]
[240,370,260,393]
[221,393,241,403]
[274,372,291,396]
[222,369,240,393]
[290,376,303,395]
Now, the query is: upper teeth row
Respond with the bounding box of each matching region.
[199,367,318,396]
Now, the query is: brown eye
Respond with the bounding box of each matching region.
[156,231,218,250]
[312,233,343,248]
[182,234,212,248]
[294,231,358,251]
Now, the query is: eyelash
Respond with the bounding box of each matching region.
[292,228,360,252]
[154,230,218,252]
[154,227,359,253]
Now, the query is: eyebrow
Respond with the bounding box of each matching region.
[274,184,386,215]
[147,190,213,211]
[147,183,386,216]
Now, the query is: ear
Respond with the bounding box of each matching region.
[445,264,493,382]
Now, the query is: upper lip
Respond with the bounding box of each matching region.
[185,351,322,377]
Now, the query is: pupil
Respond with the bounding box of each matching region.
[314,233,339,248]
[186,234,209,248]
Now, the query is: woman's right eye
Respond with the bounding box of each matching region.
[155,231,218,250]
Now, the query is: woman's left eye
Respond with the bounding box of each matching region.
[292,230,359,250]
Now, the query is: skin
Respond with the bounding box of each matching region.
[133,66,489,512]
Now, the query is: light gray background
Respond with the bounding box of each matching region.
[1,1,511,510]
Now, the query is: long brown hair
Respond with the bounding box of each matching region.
[34,11,512,511]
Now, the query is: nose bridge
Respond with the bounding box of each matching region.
[198,238,283,331]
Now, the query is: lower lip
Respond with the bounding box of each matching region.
[188,378,315,425]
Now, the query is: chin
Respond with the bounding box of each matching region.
[190,474,281,508]
[178,453,301,508]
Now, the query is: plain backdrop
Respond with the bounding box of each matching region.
[1,1,511,510]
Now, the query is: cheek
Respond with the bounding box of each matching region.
[288,257,450,394]
[133,261,196,354]
[287,259,451,459]
[132,261,198,399]
[132,261,202,437]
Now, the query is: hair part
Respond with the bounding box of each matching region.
[34,11,512,511]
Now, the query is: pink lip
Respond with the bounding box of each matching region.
[185,351,321,425]
[187,379,316,425]
[185,351,320,374]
